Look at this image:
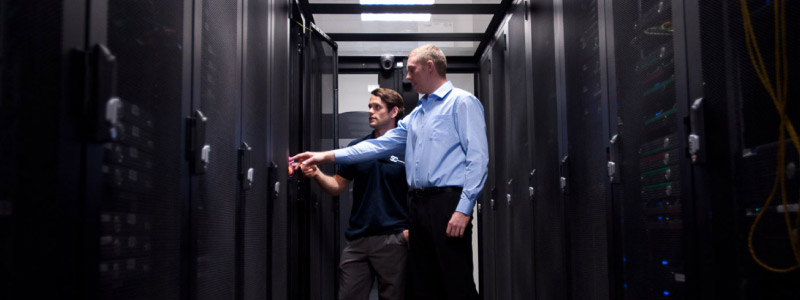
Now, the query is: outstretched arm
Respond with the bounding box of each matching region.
[290,150,336,167]
[301,164,350,196]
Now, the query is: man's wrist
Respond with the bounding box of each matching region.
[326,151,335,163]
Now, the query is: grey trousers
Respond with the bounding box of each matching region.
[339,232,408,300]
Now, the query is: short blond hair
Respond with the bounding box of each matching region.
[409,44,447,78]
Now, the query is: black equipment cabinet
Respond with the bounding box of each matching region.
[603,0,800,298]
[561,0,614,298]
[242,0,271,299]
[475,0,800,298]
[490,29,513,300]
[480,30,519,300]
[265,1,293,299]
[605,0,692,298]
[476,53,496,299]
[525,0,568,298]
[91,1,190,299]
[506,2,536,300]
[0,1,86,298]
[471,0,800,298]
[192,0,242,298]
[1,0,304,299]
[287,6,339,300]
[300,23,339,300]
[689,0,800,298]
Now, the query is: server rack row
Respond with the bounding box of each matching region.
[1,1,338,299]
[477,0,799,299]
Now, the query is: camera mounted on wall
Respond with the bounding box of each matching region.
[380,54,395,72]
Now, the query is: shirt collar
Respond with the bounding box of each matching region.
[429,81,453,101]
[418,81,454,106]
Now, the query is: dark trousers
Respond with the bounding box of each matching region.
[339,232,408,300]
[406,188,479,300]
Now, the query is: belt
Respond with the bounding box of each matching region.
[409,186,462,198]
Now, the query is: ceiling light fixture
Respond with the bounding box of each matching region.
[360,13,432,22]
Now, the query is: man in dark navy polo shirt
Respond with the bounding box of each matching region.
[300,88,408,300]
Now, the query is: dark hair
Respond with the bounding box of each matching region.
[370,88,405,125]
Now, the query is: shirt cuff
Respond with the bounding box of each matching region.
[455,197,474,216]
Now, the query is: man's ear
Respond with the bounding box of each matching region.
[426,60,436,74]
[390,106,399,119]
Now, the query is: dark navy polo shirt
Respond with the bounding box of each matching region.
[337,132,408,240]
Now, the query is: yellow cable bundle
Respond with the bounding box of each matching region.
[741,0,800,273]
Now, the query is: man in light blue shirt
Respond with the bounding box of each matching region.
[291,44,488,299]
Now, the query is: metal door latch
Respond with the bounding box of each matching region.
[188,110,209,174]
[689,98,705,164]
[607,161,616,182]
[238,142,252,190]
[201,145,211,168]
[246,168,255,187]
[688,134,700,155]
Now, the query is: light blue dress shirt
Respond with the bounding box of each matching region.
[333,81,489,215]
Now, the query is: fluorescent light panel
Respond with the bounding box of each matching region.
[360,0,434,4]
[360,13,431,21]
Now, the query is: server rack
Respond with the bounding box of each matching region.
[490,33,511,300]
[242,0,273,299]
[287,12,307,300]
[288,3,340,298]
[2,0,296,299]
[562,0,614,297]
[496,25,517,300]
[690,0,800,298]
[265,1,294,299]
[477,53,497,300]
[88,1,192,299]
[605,0,694,298]
[300,21,339,300]
[1,1,87,298]
[507,3,536,300]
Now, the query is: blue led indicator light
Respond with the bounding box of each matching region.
[663,290,670,296]
[623,257,627,263]
[624,283,628,288]
[662,260,668,265]
[658,216,664,220]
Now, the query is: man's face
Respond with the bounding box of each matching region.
[405,55,429,94]
[368,95,396,129]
